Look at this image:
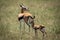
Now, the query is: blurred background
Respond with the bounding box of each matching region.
[0,0,60,40]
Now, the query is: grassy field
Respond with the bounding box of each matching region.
[0,0,60,40]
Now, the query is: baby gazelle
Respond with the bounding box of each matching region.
[33,24,46,36]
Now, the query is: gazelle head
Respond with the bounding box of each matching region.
[19,4,28,11]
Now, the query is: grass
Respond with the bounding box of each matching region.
[0,0,60,40]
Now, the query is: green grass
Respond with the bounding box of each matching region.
[0,0,60,40]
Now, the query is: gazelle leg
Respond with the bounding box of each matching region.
[40,28,46,37]
[34,29,37,36]
[34,29,38,40]
[24,17,31,32]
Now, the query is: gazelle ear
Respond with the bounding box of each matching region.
[19,3,23,7]
[19,4,22,7]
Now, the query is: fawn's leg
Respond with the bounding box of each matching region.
[40,28,47,38]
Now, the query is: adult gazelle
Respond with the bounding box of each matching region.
[18,4,35,32]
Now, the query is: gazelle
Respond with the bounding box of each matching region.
[18,4,35,32]
[31,20,47,37]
